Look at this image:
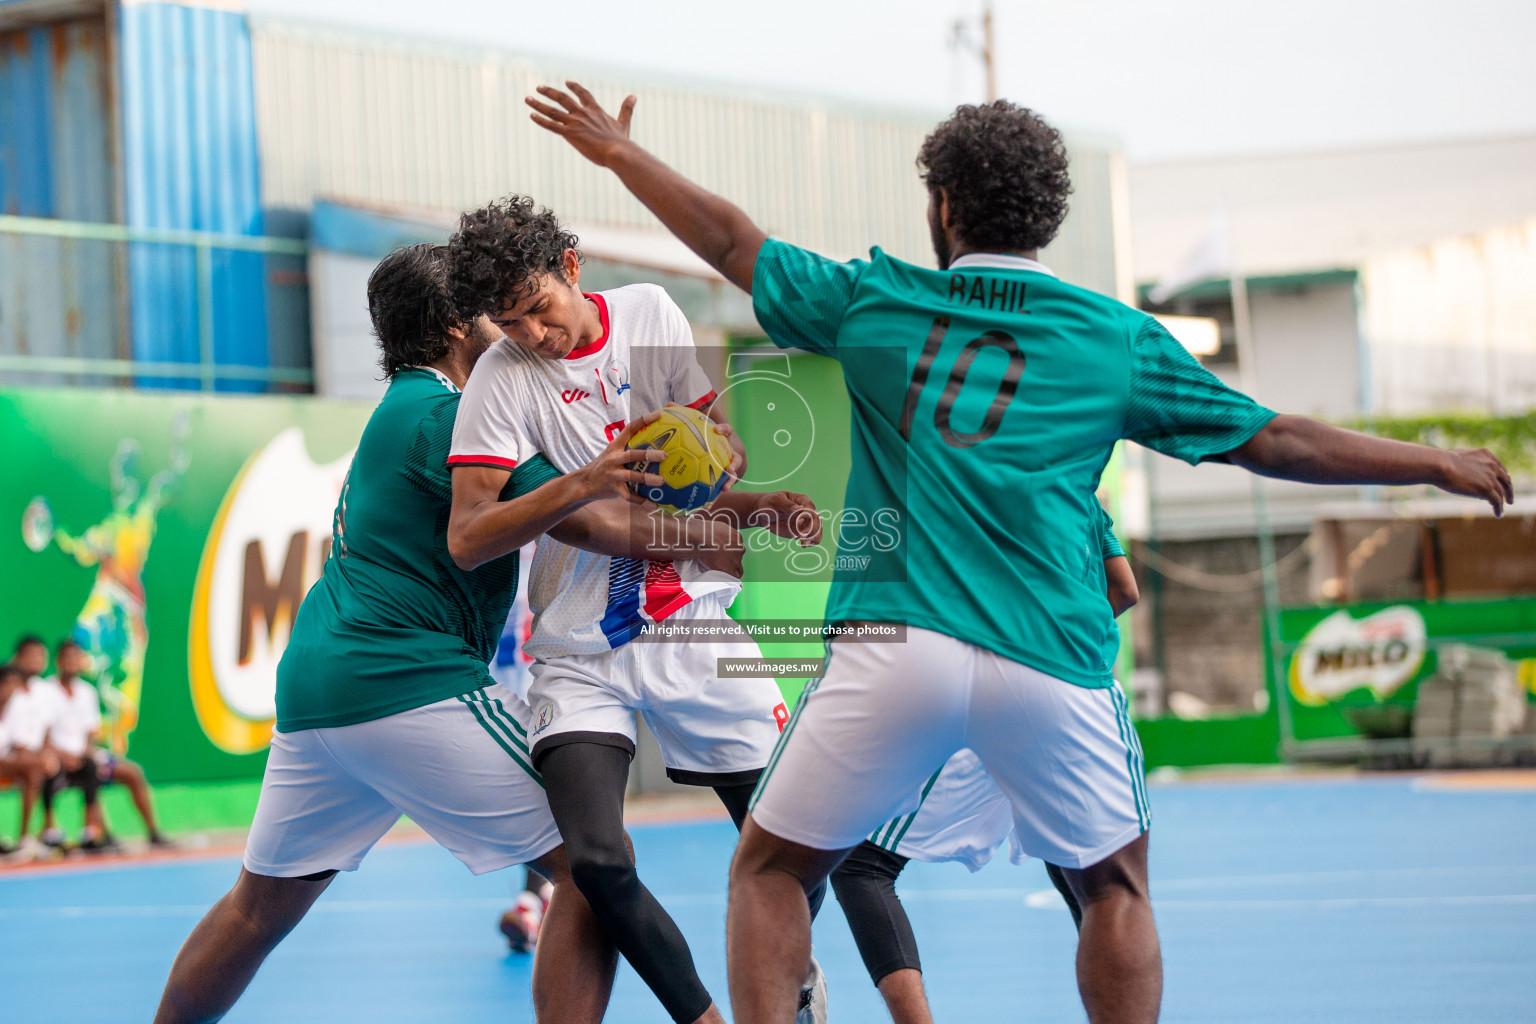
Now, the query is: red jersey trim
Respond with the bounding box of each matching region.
[642,561,693,622]
[565,293,611,360]
[447,453,518,470]
[686,389,717,410]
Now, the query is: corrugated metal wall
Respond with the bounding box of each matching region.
[248,19,1122,294]
[119,0,270,390]
[0,16,123,379]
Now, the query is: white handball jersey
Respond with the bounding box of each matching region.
[451,284,740,660]
[33,677,102,757]
[489,542,538,701]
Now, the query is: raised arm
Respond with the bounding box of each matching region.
[527,82,766,293]
[1225,414,1514,516]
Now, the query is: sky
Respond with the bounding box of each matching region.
[242,0,1536,162]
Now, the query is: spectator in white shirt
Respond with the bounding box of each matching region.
[1,637,59,858]
[35,640,109,850]
[37,639,171,851]
[0,661,57,857]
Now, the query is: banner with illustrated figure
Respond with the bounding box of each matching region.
[0,388,372,783]
[1269,598,1536,743]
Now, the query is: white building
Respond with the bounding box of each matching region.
[1131,133,1536,538]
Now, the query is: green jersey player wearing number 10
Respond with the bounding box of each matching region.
[529,85,1515,1024]
[151,244,733,1024]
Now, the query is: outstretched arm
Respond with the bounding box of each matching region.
[1225,414,1514,516]
[527,82,767,293]
[551,502,746,578]
[449,417,666,571]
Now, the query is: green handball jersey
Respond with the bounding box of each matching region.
[752,240,1273,689]
[276,367,559,731]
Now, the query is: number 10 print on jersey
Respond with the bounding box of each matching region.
[900,317,1027,449]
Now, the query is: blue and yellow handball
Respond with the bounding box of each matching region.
[626,405,734,513]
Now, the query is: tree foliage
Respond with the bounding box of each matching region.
[1349,411,1536,479]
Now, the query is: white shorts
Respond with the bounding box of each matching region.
[244,683,561,878]
[527,599,790,786]
[866,749,1023,873]
[751,627,1149,870]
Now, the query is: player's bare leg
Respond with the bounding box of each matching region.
[153,867,334,1024]
[727,816,848,1024]
[528,845,621,1024]
[1058,832,1161,1024]
[875,970,935,1024]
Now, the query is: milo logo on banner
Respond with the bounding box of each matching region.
[189,428,353,753]
[1289,605,1428,706]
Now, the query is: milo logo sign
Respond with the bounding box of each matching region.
[188,428,353,753]
[1288,605,1428,706]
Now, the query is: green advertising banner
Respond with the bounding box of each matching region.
[1,387,373,783]
[1268,597,1536,743]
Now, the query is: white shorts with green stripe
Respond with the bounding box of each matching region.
[750,627,1149,871]
[244,683,559,878]
[866,748,1023,873]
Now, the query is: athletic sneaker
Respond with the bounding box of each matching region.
[2,835,45,864]
[78,832,121,854]
[499,890,546,954]
[797,955,828,1024]
[148,832,179,850]
[40,827,65,848]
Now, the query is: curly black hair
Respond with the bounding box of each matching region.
[367,243,461,378]
[448,195,582,320]
[916,101,1072,256]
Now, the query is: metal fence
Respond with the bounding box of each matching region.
[0,215,311,392]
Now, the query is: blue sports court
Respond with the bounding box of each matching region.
[4,772,1533,1023]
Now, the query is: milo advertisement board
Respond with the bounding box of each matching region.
[1269,598,1536,742]
[0,388,372,782]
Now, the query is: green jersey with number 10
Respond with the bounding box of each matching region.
[752,240,1274,689]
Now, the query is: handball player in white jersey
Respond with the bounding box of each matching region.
[446,196,827,1024]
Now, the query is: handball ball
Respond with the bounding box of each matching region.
[626,406,734,513]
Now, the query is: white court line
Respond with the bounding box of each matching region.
[0,897,515,920]
[1022,889,1536,910]
[9,886,1536,921]
[1152,864,1536,891]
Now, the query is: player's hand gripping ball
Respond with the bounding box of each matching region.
[626,406,734,514]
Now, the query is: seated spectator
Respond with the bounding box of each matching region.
[35,640,171,851]
[1,637,59,859]
[0,662,56,858]
[33,640,108,850]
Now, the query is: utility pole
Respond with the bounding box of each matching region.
[951,2,997,102]
[982,3,996,102]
